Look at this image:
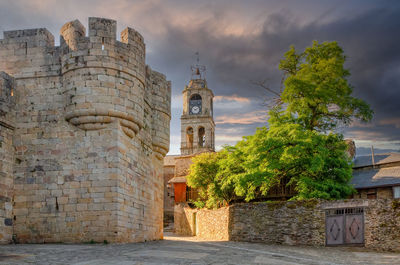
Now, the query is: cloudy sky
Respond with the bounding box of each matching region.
[1,0,399,155]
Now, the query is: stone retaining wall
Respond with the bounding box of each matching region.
[174,204,196,236]
[363,199,400,251]
[174,204,230,240]
[230,200,325,245]
[174,199,400,251]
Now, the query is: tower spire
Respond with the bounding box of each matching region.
[191,51,206,80]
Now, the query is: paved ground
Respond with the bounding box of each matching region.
[0,233,399,265]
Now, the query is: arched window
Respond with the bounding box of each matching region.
[198,127,205,147]
[186,127,194,148]
[189,94,202,115]
[190,94,202,100]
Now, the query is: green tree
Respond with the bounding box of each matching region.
[235,41,372,201]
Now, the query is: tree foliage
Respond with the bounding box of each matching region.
[186,41,373,208]
[187,150,240,208]
[234,124,354,201]
[278,41,373,132]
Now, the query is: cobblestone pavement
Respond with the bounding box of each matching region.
[0,233,399,265]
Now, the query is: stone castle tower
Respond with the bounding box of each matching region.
[180,64,215,155]
[0,17,170,243]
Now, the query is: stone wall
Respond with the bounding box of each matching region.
[230,201,325,245]
[173,204,230,240]
[174,204,196,236]
[363,199,400,251]
[0,124,14,244]
[196,206,230,240]
[174,199,400,251]
[0,17,170,244]
[0,72,15,244]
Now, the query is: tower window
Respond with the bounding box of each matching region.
[198,127,205,147]
[190,94,201,100]
[187,127,194,149]
[189,94,202,115]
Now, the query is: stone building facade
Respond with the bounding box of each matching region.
[0,17,171,243]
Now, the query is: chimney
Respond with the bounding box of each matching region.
[371,145,375,168]
[345,139,356,160]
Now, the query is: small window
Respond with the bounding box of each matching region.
[393,186,400,198]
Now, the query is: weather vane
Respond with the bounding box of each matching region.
[191,51,206,79]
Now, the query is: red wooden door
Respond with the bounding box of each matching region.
[174,183,187,203]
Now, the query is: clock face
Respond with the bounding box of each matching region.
[191,106,200,114]
[189,94,202,115]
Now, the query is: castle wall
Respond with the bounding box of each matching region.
[0,17,170,243]
[0,72,15,243]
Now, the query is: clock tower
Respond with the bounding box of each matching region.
[180,59,215,155]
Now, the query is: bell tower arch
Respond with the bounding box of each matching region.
[180,56,215,155]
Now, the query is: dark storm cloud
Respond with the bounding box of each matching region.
[0,0,399,153]
[146,2,400,151]
[152,4,400,104]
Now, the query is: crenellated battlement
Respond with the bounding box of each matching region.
[0,18,170,244]
[59,18,146,86]
[3,28,54,47]
[60,20,86,52]
[0,18,146,81]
